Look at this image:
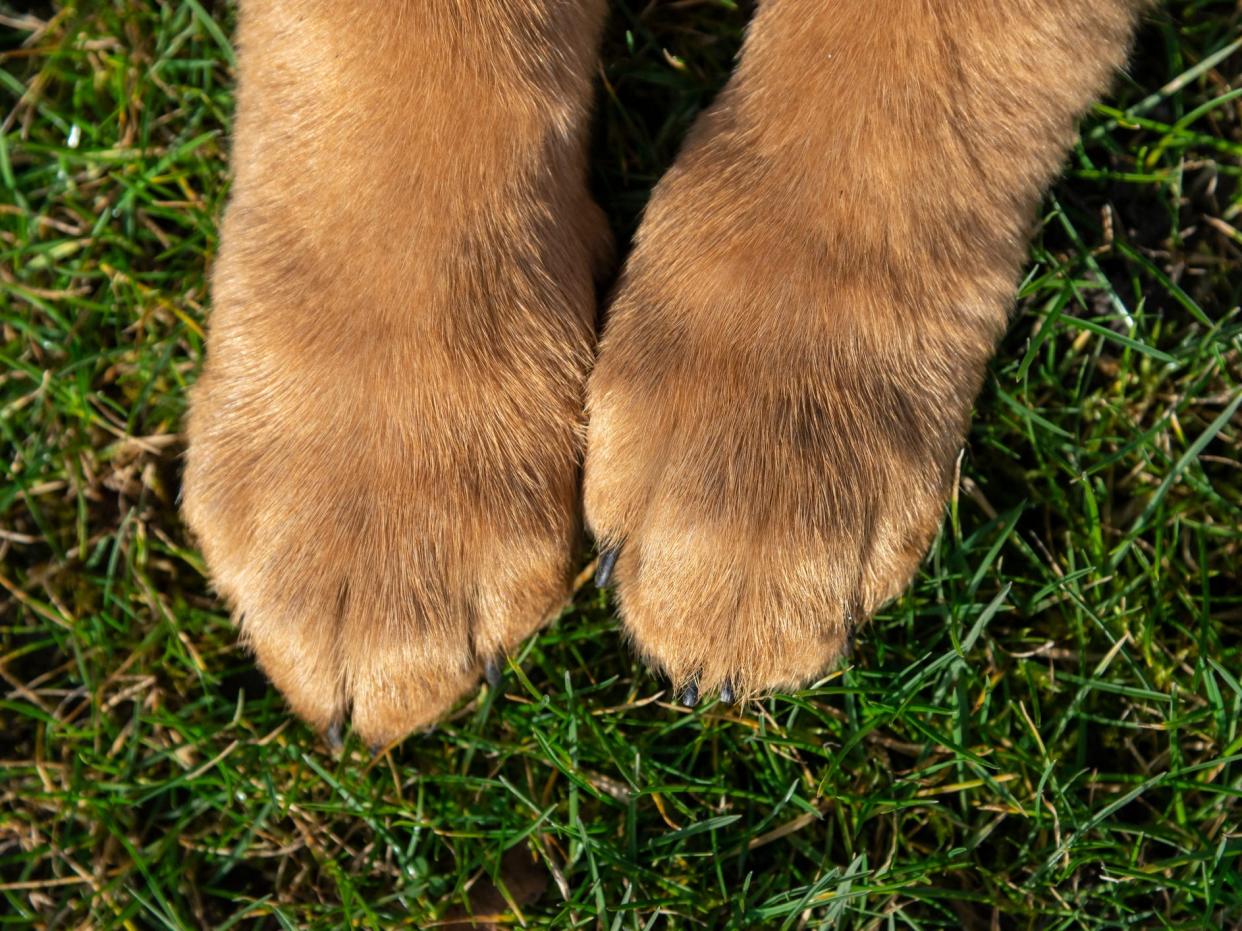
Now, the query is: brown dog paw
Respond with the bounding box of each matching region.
[183,3,608,747]
[584,118,1000,707]
[184,238,602,746]
[585,0,1143,705]
[586,334,981,704]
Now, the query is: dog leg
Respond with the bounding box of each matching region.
[184,0,609,746]
[585,0,1147,702]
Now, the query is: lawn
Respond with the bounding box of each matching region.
[1,1,1240,927]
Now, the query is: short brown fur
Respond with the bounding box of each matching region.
[585,0,1147,702]
[184,0,610,746]
[186,0,1148,742]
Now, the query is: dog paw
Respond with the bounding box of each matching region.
[183,3,611,747]
[184,259,601,746]
[585,107,1001,704]
[183,167,608,747]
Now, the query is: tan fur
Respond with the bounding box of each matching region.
[183,0,609,746]
[186,0,1147,741]
[584,0,1147,701]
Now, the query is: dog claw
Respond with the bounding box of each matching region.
[485,658,502,688]
[680,682,699,708]
[842,603,860,661]
[719,680,734,705]
[325,721,343,752]
[595,546,619,587]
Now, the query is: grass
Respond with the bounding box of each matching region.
[1,0,1240,927]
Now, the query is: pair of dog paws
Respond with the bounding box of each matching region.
[184,65,991,753]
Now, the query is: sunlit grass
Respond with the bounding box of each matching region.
[1,1,1239,926]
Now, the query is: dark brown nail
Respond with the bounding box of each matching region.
[595,546,620,587]
[680,682,699,708]
[485,658,502,688]
[325,721,343,752]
